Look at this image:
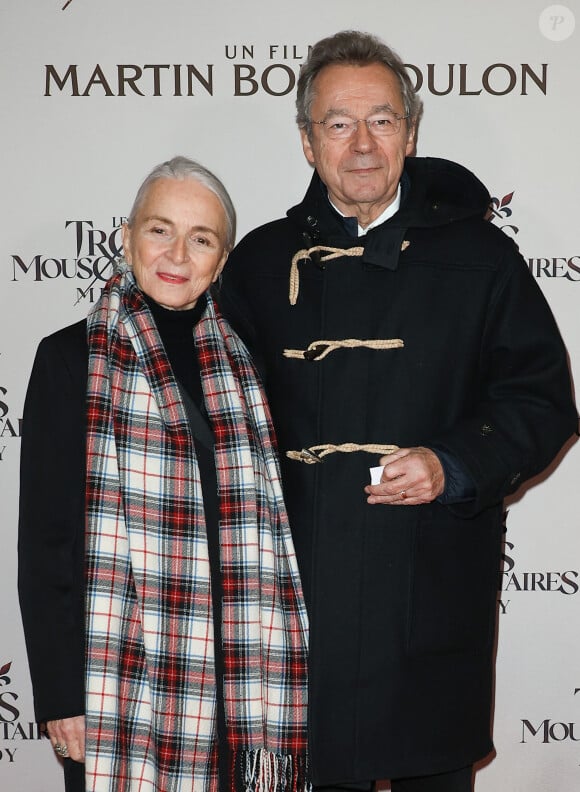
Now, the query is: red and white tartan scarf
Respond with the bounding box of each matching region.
[85,262,310,792]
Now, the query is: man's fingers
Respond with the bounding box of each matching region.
[366,447,445,504]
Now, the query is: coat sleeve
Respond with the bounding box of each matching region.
[17,323,87,722]
[432,247,578,517]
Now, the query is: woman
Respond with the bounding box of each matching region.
[18,156,310,792]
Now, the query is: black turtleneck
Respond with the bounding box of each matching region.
[145,292,206,408]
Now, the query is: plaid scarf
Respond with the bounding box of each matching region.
[85,262,310,792]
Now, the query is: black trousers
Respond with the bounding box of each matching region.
[315,765,473,792]
[63,758,84,792]
[67,760,472,791]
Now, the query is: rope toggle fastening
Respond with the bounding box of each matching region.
[289,245,364,305]
[284,337,404,361]
[287,443,400,464]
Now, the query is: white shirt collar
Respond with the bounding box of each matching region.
[330,184,402,237]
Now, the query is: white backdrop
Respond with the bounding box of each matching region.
[1,1,579,789]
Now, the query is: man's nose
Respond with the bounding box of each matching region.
[351,120,376,151]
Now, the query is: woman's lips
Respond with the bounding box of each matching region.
[158,272,188,284]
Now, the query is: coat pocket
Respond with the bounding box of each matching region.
[407,505,502,656]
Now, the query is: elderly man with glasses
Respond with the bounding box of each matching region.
[220,30,577,792]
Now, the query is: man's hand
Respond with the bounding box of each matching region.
[364,446,445,505]
[47,715,85,762]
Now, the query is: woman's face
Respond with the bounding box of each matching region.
[122,177,229,310]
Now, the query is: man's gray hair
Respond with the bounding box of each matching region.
[127,155,236,250]
[296,30,423,136]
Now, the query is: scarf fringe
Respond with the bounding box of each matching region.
[236,748,312,792]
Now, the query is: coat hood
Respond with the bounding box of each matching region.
[287,156,490,230]
[286,156,491,270]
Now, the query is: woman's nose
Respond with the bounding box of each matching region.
[170,235,189,263]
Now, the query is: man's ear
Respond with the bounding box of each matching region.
[300,128,316,166]
[405,121,417,156]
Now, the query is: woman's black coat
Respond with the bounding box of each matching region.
[17,301,223,735]
[219,157,577,784]
[18,319,87,723]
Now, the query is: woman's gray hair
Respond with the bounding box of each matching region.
[127,155,236,250]
[296,30,423,136]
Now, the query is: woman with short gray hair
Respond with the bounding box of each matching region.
[19,156,310,792]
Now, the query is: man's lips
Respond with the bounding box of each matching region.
[346,166,380,175]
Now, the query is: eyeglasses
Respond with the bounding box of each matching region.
[311,112,409,140]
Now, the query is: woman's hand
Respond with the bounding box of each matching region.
[47,715,85,762]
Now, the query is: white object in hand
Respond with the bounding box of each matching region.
[369,466,384,485]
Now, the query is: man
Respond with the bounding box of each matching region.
[219,30,577,792]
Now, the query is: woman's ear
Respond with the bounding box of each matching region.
[121,223,132,264]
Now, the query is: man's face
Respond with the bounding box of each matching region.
[301,62,416,224]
